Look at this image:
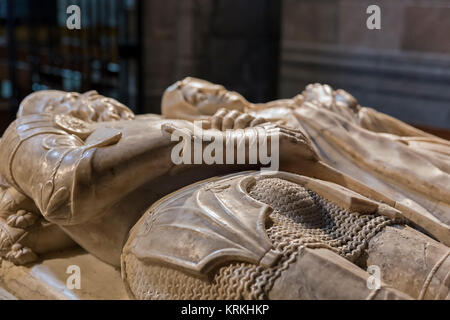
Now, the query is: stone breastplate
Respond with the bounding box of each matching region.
[122,171,402,299]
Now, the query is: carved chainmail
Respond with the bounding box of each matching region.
[124,177,402,300]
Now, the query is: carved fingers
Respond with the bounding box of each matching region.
[210,108,227,130]
[207,108,267,131]
[161,117,319,166]
[259,122,309,146]
[259,123,319,161]
[222,110,242,130]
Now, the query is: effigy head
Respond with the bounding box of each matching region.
[162,77,250,120]
[17,90,135,122]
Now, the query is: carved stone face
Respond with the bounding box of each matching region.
[176,77,249,115]
[18,90,135,122]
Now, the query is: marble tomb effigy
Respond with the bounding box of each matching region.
[0,80,449,300]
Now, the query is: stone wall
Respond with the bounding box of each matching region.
[142,0,280,114]
[280,0,450,129]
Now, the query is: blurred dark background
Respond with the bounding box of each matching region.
[0,0,449,137]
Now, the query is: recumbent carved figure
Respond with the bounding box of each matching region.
[0,84,448,300]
